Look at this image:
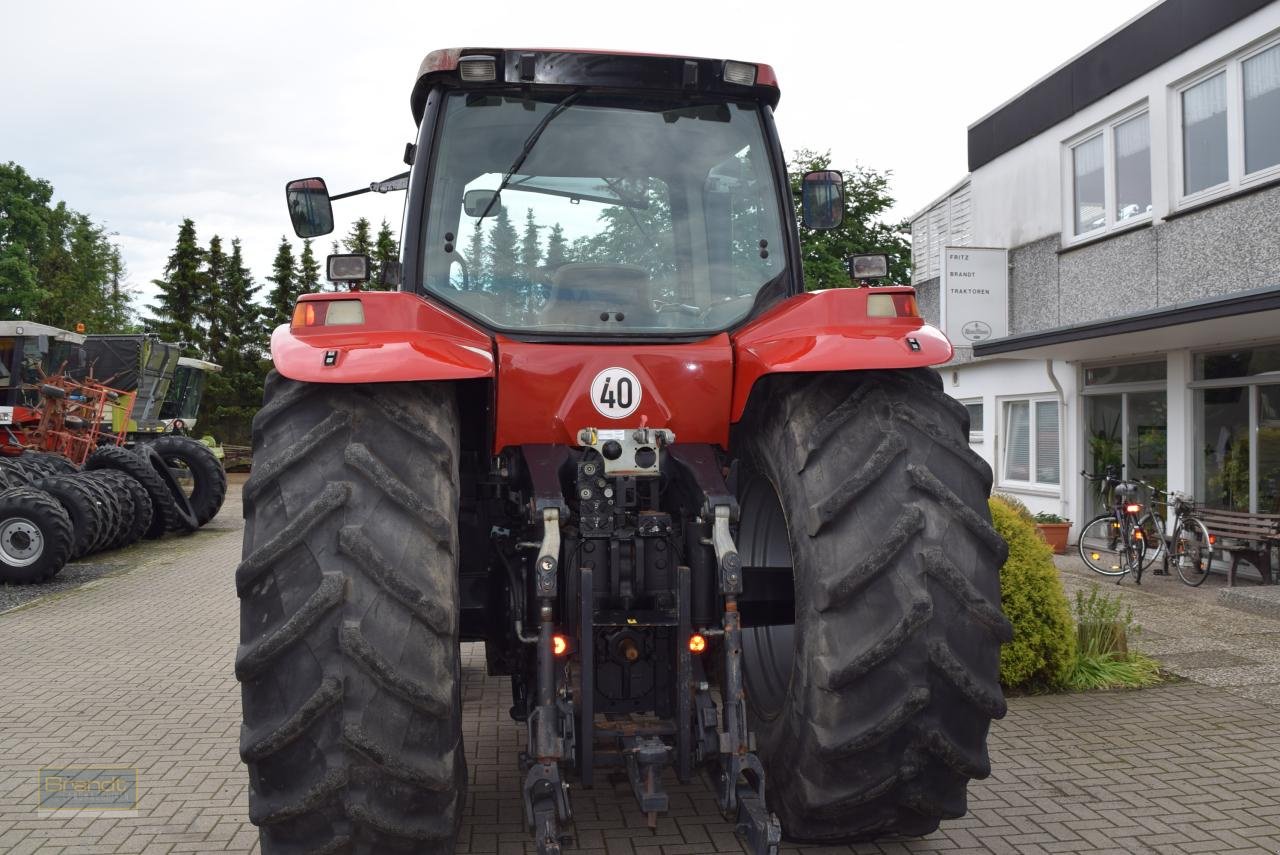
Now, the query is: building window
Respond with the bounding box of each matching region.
[1072,134,1105,235]
[963,400,984,443]
[1182,72,1229,195]
[1176,39,1280,204]
[1066,109,1151,239]
[1193,344,1280,513]
[1003,399,1060,488]
[1244,43,1280,176]
[1114,113,1151,223]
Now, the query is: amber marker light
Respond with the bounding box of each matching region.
[689,634,707,654]
[553,634,569,657]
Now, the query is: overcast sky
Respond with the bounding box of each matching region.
[3,0,1155,313]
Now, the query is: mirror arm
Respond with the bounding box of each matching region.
[330,171,411,201]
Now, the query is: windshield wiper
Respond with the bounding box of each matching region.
[477,88,586,223]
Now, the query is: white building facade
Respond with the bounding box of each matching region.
[912,0,1280,538]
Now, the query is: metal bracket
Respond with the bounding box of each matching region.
[623,736,671,828]
[711,505,742,594]
[536,508,560,598]
[576,425,675,477]
[524,761,572,855]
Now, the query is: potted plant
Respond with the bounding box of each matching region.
[1034,511,1071,554]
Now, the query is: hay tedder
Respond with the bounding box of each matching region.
[238,48,1011,855]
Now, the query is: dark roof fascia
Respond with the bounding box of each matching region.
[968,0,1273,172]
[972,283,1280,356]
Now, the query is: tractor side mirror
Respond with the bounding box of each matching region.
[286,177,335,238]
[800,170,844,230]
[463,189,503,218]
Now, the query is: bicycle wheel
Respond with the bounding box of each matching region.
[1078,515,1132,577]
[1174,517,1214,586]
[1137,511,1165,572]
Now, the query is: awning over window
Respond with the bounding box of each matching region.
[972,283,1280,362]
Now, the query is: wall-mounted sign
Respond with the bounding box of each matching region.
[940,246,1008,345]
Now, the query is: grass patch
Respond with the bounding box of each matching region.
[1066,584,1163,691]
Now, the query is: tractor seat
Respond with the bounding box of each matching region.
[540,263,653,327]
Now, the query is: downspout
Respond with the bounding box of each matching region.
[1045,359,1070,524]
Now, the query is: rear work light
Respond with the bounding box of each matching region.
[722,60,757,86]
[291,299,365,328]
[866,293,920,318]
[459,54,498,81]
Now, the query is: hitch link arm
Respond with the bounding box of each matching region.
[524,508,572,855]
[711,504,781,855]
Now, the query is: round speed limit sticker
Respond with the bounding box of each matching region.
[589,367,641,420]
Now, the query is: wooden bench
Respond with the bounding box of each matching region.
[1193,507,1280,586]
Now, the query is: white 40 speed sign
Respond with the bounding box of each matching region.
[590,367,641,420]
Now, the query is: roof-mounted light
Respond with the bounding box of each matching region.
[459,54,498,82]
[722,60,757,86]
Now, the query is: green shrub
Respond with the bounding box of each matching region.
[989,497,1076,691]
[992,492,1035,523]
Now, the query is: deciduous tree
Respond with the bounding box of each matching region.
[788,149,912,289]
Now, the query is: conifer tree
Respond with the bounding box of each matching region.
[519,208,542,275]
[264,237,298,329]
[545,222,568,270]
[223,238,261,357]
[297,238,321,294]
[203,235,229,359]
[486,206,518,294]
[146,218,207,348]
[372,219,398,290]
[466,221,487,289]
[342,217,374,257]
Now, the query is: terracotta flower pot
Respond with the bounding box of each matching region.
[1036,522,1071,555]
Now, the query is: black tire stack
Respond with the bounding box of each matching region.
[0,438,228,585]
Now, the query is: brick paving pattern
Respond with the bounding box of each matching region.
[2,482,1280,853]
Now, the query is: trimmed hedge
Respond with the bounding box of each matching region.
[990,497,1076,691]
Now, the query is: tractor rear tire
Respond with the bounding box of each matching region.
[78,475,122,554]
[237,372,464,854]
[736,369,1011,842]
[0,487,74,583]
[150,435,227,526]
[85,445,191,538]
[31,475,106,560]
[22,451,79,474]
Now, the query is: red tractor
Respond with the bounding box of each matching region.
[237,48,1010,855]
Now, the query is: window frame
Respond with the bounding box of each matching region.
[961,398,984,445]
[1172,35,1280,209]
[999,395,1062,492]
[1062,103,1153,245]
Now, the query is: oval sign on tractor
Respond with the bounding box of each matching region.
[590,367,642,419]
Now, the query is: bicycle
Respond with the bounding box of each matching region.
[1078,468,1148,583]
[1154,488,1214,586]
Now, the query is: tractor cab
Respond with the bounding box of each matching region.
[158,356,220,431]
[0,321,86,409]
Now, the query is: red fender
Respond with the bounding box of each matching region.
[270,292,495,384]
[730,287,952,420]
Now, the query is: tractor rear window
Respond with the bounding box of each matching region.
[421,90,787,334]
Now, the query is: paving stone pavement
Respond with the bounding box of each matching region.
[4,482,1280,853]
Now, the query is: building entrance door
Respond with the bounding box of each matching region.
[1084,388,1167,518]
